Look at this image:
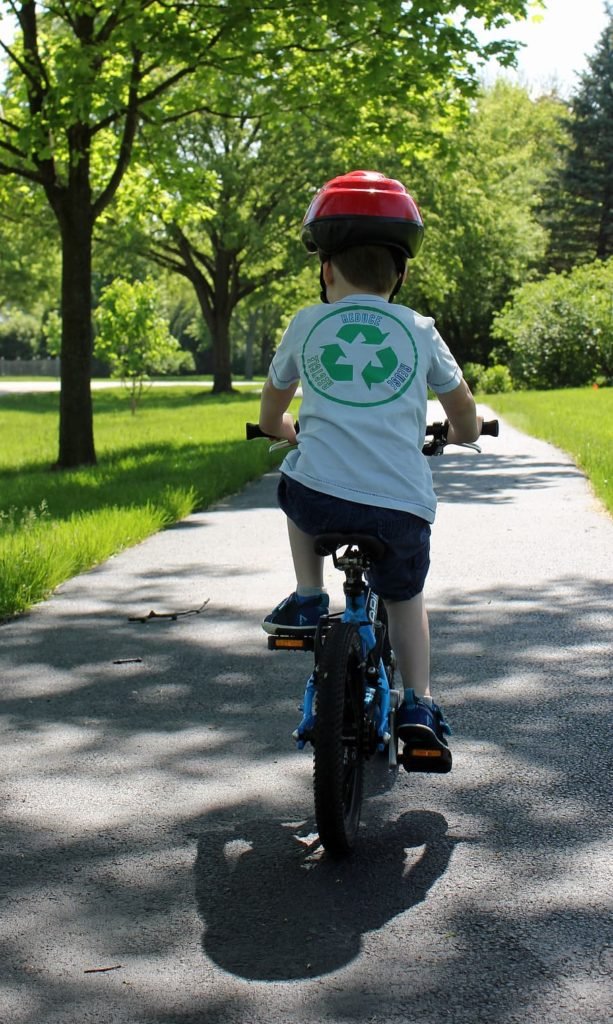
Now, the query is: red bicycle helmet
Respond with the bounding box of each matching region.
[301,170,424,260]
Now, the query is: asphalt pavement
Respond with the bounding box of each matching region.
[0,404,611,1024]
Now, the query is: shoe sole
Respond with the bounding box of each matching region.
[398,723,452,773]
[262,621,317,636]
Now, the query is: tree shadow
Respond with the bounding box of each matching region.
[0,439,280,520]
[430,451,586,505]
[0,561,611,1020]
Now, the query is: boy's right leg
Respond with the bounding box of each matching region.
[387,594,452,771]
[385,593,430,698]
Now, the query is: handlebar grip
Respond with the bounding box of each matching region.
[246,422,267,440]
[245,421,300,441]
[480,419,499,437]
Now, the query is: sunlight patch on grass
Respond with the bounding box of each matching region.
[484,388,612,515]
[0,388,284,619]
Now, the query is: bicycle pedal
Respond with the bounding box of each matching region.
[267,634,315,652]
[401,745,452,774]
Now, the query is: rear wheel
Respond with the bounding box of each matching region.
[313,623,365,857]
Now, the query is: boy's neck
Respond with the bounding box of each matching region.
[329,281,389,301]
[323,259,393,302]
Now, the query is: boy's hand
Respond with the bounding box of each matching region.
[438,380,480,445]
[446,413,483,446]
[277,412,298,445]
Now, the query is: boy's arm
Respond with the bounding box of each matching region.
[258,377,299,443]
[436,379,482,445]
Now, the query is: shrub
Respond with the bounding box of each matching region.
[479,364,513,393]
[462,362,486,392]
[0,309,42,359]
[492,258,613,388]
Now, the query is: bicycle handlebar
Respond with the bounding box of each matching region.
[245,418,499,453]
[246,422,285,441]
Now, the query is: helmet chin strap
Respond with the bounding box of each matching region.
[388,273,403,302]
[319,261,329,304]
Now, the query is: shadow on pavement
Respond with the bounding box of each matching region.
[0,565,611,1020]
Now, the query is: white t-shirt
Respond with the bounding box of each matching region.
[269,294,462,523]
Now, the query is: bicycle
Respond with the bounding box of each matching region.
[246,417,499,857]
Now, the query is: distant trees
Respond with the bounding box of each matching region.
[404,81,565,366]
[543,6,613,269]
[115,99,331,393]
[488,9,613,390]
[0,0,538,465]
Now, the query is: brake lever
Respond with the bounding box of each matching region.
[422,439,447,457]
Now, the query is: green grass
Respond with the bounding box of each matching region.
[2,384,610,621]
[482,387,612,515]
[0,387,285,619]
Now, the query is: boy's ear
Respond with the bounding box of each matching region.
[322,258,335,285]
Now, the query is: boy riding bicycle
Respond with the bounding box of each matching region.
[258,170,481,772]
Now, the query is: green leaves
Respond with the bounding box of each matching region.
[405,80,562,365]
[94,276,188,409]
[492,258,613,388]
[545,8,613,267]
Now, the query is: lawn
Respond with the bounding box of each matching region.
[482,387,612,515]
[0,387,285,619]
[1,384,609,621]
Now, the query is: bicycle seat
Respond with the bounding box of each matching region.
[314,533,386,561]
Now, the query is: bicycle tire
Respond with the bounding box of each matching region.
[313,623,365,856]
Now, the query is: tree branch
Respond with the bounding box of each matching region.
[16,0,51,110]
[91,49,142,219]
[0,157,45,184]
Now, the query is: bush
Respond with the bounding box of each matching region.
[0,309,42,359]
[461,361,513,393]
[462,362,486,392]
[492,258,613,388]
[479,364,513,393]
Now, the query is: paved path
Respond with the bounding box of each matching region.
[0,380,262,394]
[0,407,611,1024]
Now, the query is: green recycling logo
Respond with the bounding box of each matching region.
[302,305,418,407]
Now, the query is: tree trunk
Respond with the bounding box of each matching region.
[55,205,96,467]
[210,310,233,393]
[190,258,234,393]
[243,310,257,380]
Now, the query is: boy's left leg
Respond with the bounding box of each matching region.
[262,518,329,634]
[287,518,325,591]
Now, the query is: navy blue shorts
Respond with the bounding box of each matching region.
[277,474,430,601]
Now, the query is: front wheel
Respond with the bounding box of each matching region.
[313,623,365,857]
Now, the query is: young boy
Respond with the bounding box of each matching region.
[258,170,481,771]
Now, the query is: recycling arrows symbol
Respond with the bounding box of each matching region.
[320,324,399,389]
[362,346,398,388]
[320,343,353,381]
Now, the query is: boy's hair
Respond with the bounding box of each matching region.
[328,245,399,294]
